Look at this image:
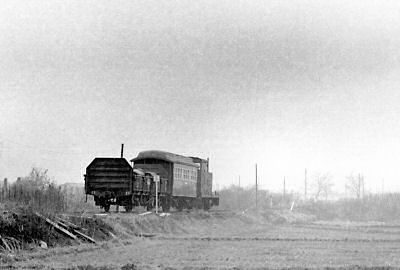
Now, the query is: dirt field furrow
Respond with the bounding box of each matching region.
[156,236,400,243]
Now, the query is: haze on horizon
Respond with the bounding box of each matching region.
[1,0,400,195]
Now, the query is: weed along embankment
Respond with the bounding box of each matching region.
[0,206,115,252]
[100,210,262,237]
[97,208,316,238]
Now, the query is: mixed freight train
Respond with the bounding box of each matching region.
[84,150,219,212]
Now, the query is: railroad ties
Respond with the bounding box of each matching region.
[35,212,96,244]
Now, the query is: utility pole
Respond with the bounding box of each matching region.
[116,143,124,213]
[357,173,364,199]
[304,169,307,200]
[238,175,241,210]
[362,175,365,198]
[283,176,286,200]
[255,163,258,211]
[3,178,7,200]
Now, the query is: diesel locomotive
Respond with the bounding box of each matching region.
[84,150,219,212]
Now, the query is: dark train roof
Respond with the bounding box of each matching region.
[131,150,197,166]
[87,157,131,169]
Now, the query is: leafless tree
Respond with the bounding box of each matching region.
[313,173,334,201]
[346,173,364,199]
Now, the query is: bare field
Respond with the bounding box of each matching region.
[4,210,400,270]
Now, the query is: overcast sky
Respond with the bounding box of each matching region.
[1,0,400,194]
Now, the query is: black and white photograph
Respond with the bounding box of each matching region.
[1,0,400,269]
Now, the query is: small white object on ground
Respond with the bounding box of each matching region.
[39,241,47,249]
[94,213,108,217]
[138,211,152,216]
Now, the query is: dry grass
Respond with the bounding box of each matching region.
[297,194,400,221]
[0,167,98,215]
[6,210,400,269]
[219,185,400,222]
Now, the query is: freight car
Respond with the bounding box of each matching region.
[84,150,219,212]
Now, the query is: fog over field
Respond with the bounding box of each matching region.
[1,0,400,193]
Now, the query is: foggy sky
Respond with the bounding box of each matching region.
[1,0,400,193]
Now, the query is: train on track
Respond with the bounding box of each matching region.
[84,150,219,212]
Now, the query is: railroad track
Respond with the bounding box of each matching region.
[65,208,234,217]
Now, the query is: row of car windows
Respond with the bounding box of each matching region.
[174,166,197,181]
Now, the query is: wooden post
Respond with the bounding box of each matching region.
[255,164,258,211]
[238,175,241,210]
[155,175,159,214]
[362,175,365,198]
[283,176,286,200]
[2,178,7,201]
[290,201,295,211]
[304,169,307,200]
[35,212,77,240]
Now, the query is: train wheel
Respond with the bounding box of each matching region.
[187,200,193,210]
[203,199,210,211]
[195,198,203,209]
[125,204,133,212]
[146,197,154,211]
[162,197,171,212]
[176,200,183,211]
